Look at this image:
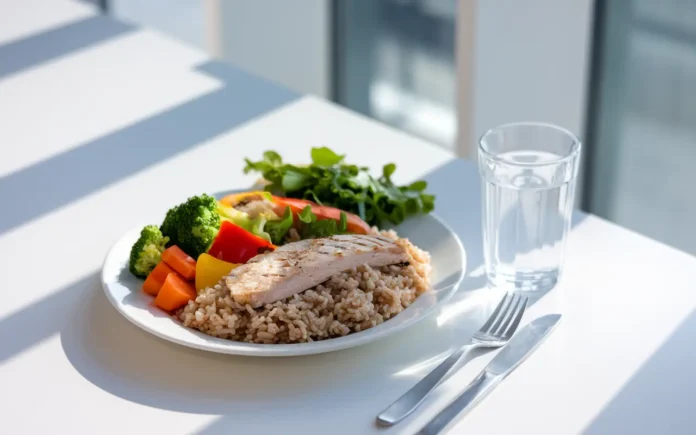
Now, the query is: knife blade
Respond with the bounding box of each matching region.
[418,314,561,435]
[486,313,561,376]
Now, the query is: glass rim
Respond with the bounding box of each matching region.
[478,121,582,167]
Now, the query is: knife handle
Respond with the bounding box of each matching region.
[377,343,481,426]
[418,370,500,435]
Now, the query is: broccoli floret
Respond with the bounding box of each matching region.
[160,194,221,259]
[129,225,169,278]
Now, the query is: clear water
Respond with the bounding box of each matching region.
[482,151,575,292]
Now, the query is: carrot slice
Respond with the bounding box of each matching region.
[142,262,177,296]
[161,245,196,280]
[150,262,176,283]
[142,274,163,296]
[154,274,197,312]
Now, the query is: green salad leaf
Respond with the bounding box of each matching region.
[298,205,316,224]
[298,205,348,239]
[311,147,345,166]
[265,206,294,245]
[244,147,435,227]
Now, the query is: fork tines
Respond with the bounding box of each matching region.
[482,293,528,339]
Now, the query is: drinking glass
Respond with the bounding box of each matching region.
[479,122,581,292]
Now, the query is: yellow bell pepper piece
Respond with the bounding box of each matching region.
[218,191,273,207]
[195,253,239,292]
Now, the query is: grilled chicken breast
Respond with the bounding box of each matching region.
[225,234,408,307]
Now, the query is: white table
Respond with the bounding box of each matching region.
[2,2,696,434]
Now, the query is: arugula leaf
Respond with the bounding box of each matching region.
[263,150,283,165]
[282,166,312,191]
[421,194,435,213]
[243,158,273,175]
[383,163,396,180]
[304,190,324,205]
[264,206,294,245]
[311,147,345,166]
[298,205,316,224]
[339,210,347,231]
[407,180,428,191]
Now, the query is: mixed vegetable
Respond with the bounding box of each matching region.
[127,147,436,313]
[128,192,363,312]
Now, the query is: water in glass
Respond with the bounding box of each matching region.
[479,124,581,292]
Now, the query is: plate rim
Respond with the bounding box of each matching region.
[101,212,466,357]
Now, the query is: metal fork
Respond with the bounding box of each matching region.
[377,292,528,426]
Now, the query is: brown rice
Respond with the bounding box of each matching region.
[178,231,431,344]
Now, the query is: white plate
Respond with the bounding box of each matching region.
[102,211,466,357]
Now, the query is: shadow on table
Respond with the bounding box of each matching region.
[0,58,298,236]
[0,16,135,79]
[0,273,100,364]
[582,308,696,435]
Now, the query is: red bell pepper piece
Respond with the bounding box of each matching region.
[208,220,276,263]
[271,196,371,234]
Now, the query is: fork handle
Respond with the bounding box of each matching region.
[377,343,481,426]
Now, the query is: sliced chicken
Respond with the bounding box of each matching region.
[225,234,408,307]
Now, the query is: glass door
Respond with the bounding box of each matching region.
[585,0,696,254]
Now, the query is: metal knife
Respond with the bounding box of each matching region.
[418,314,562,435]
